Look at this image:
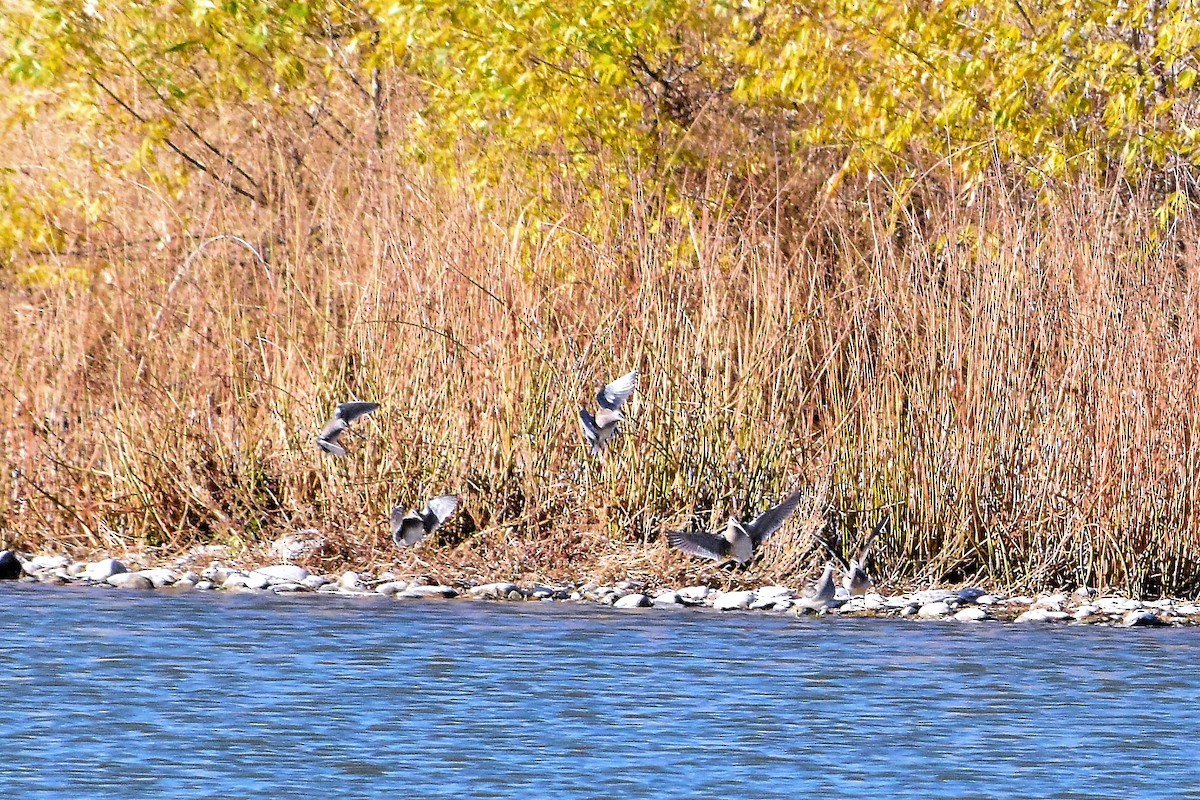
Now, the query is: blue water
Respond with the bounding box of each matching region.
[3,583,1198,798]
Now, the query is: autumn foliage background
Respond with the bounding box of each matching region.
[2,0,1200,595]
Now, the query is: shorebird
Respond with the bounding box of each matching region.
[796,562,837,612]
[579,369,639,455]
[844,515,889,595]
[391,495,461,547]
[667,489,805,567]
[316,401,380,456]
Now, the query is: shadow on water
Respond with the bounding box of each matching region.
[3,583,1198,799]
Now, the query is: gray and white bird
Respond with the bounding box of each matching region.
[391,495,460,548]
[316,401,380,456]
[579,369,639,455]
[796,562,837,612]
[844,515,889,595]
[667,489,805,567]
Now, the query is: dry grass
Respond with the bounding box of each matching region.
[2,132,1199,597]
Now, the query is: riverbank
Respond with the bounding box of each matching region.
[6,548,1195,628]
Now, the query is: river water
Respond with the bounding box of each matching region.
[3,583,1198,798]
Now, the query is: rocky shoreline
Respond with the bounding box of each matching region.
[3,549,1196,628]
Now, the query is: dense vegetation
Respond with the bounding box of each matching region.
[1,1,1199,595]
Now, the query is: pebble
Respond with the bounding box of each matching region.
[918,601,952,618]
[884,596,915,609]
[953,607,989,622]
[107,573,154,590]
[1015,609,1070,623]
[375,581,408,596]
[339,571,363,590]
[271,583,309,593]
[899,605,918,617]
[1007,596,1035,606]
[975,594,998,605]
[911,589,957,605]
[1073,605,1099,620]
[1034,593,1068,611]
[173,579,196,591]
[862,593,886,610]
[84,558,127,582]
[138,568,177,588]
[678,586,711,602]
[712,591,755,611]
[508,590,525,601]
[302,575,331,590]
[317,582,341,594]
[614,593,650,609]
[195,581,215,590]
[0,550,23,580]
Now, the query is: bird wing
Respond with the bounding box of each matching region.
[335,401,380,424]
[390,508,425,547]
[318,416,347,442]
[744,489,805,547]
[596,369,639,412]
[667,530,731,561]
[855,514,889,563]
[422,495,460,530]
[807,562,836,601]
[316,436,346,457]
[579,407,601,444]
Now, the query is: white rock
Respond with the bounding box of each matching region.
[375,581,408,596]
[339,571,363,589]
[912,590,957,605]
[1097,597,1141,613]
[918,601,952,618]
[244,572,270,590]
[178,571,200,584]
[1176,603,1200,615]
[975,594,998,605]
[678,586,711,602]
[1015,609,1069,623]
[253,564,310,584]
[712,591,755,611]
[1034,593,1068,610]
[757,585,795,601]
[1006,596,1035,606]
[862,593,886,610]
[1073,605,1099,620]
[953,607,989,622]
[195,580,215,590]
[839,598,866,613]
[302,575,331,589]
[899,605,918,617]
[957,587,988,602]
[884,596,915,609]
[652,591,682,606]
[271,583,309,593]
[222,574,249,590]
[84,558,127,582]
[396,585,458,599]
[469,582,519,599]
[772,600,794,612]
[138,568,177,588]
[30,555,69,570]
[1122,610,1161,627]
[614,593,650,609]
[107,572,154,589]
[173,579,196,591]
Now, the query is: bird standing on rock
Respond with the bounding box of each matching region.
[316,401,380,456]
[844,515,889,595]
[391,495,461,548]
[579,369,639,455]
[796,562,837,612]
[667,489,805,567]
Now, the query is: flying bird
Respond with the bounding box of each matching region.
[667,489,805,567]
[844,515,889,595]
[579,369,639,455]
[316,401,380,456]
[796,562,838,612]
[391,495,461,547]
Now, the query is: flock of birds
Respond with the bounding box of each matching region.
[315,368,887,606]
